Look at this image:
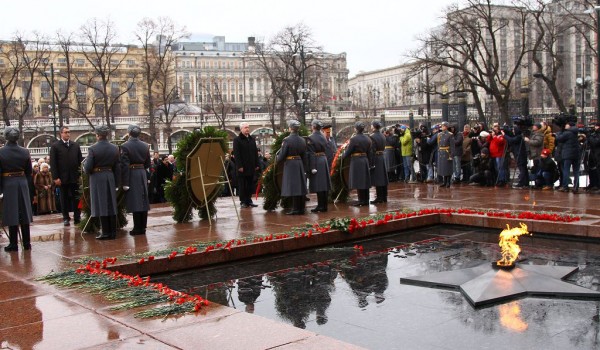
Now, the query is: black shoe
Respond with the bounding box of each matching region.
[95,233,113,240]
[370,199,384,204]
[23,244,31,250]
[352,202,369,207]
[74,218,81,225]
[240,203,249,208]
[129,230,146,236]
[63,219,70,226]
[310,207,325,213]
[4,244,18,252]
[286,210,301,215]
[247,203,258,207]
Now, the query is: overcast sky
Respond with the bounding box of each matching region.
[1,0,459,77]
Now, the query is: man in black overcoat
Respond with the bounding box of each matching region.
[50,126,83,226]
[233,122,259,208]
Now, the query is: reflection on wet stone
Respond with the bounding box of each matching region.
[153,227,600,349]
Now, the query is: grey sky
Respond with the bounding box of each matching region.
[2,0,458,77]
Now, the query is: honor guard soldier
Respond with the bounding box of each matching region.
[369,120,389,203]
[342,121,373,206]
[83,125,121,240]
[436,121,455,188]
[121,124,151,235]
[0,127,33,251]
[384,126,399,182]
[276,119,308,215]
[307,120,332,212]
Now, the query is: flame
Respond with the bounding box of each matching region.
[496,223,529,266]
[499,302,528,332]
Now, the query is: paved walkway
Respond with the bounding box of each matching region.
[1,182,598,349]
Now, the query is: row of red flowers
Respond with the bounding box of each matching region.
[133,207,580,265]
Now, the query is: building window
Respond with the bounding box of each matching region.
[110,104,121,116]
[127,59,136,67]
[111,82,121,98]
[128,82,136,99]
[231,94,235,102]
[40,81,50,99]
[95,104,104,117]
[57,58,67,67]
[128,103,138,116]
[75,58,85,67]
[58,81,68,95]
[239,94,243,102]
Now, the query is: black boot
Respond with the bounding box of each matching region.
[319,191,328,212]
[96,217,112,240]
[141,212,148,233]
[21,224,31,250]
[130,212,145,235]
[4,226,19,252]
[109,215,117,239]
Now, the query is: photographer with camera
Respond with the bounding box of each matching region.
[449,125,463,183]
[555,121,581,193]
[414,124,432,182]
[490,123,508,187]
[533,149,558,190]
[426,124,441,183]
[524,123,544,183]
[384,126,399,182]
[586,122,600,192]
[469,148,495,186]
[461,125,473,183]
[502,123,529,189]
[399,125,416,183]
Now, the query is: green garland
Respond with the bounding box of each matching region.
[261,126,309,211]
[328,141,349,203]
[164,126,228,223]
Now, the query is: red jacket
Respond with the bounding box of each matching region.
[489,134,506,158]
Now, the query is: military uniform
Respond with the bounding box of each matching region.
[121,125,151,235]
[384,131,399,181]
[276,120,307,214]
[307,126,332,212]
[370,125,388,203]
[436,122,455,187]
[83,127,121,239]
[342,122,372,206]
[0,127,33,251]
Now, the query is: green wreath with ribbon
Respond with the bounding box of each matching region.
[164,126,228,223]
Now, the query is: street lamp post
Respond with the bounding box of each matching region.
[46,63,58,139]
[596,1,600,122]
[576,76,592,126]
[296,45,310,125]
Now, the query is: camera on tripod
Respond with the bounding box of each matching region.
[512,115,534,127]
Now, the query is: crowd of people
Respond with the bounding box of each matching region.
[2,114,597,251]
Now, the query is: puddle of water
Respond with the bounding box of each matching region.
[154,226,600,349]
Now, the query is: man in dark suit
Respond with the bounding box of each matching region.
[120,124,151,235]
[233,122,259,208]
[50,126,83,226]
[83,126,121,240]
[0,127,33,251]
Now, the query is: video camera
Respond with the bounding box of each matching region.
[551,113,577,129]
[512,115,534,127]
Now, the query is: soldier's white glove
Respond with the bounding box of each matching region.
[115,188,119,192]
[0,193,3,199]
[311,169,317,174]
[123,186,130,191]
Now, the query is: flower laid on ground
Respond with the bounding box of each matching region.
[37,257,209,318]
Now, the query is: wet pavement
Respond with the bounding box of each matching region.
[1,182,600,349]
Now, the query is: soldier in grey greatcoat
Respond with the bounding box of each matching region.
[370,121,389,203]
[121,125,151,235]
[436,121,455,187]
[342,121,373,206]
[307,120,331,212]
[276,120,308,215]
[384,127,399,182]
[83,125,121,240]
[0,127,33,252]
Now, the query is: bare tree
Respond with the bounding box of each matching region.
[202,78,232,130]
[254,23,324,126]
[0,33,49,144]
[411,0,533,124]
[135,17,189,150]
[77,18,136,129]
